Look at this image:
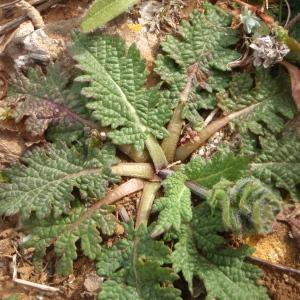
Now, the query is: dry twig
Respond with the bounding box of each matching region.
[247,256,300,276]
[11,254,60,292]
[16,0,45,29]
[0,0,60,36]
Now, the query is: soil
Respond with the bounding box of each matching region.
[0,1,299,299]
[246,221,300,300]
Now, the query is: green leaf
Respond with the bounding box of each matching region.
[160,3,239,71]
[72,34,173,151]
[152,172,192,236]
[0,143,119,219]
[207,178,282,233]
[171,205,269,300]
[251,135,300,201]
[154,3,239,127]
[81,0,140,33]
[24,204,117,275]
[96,224,181,300]
[184,152,250,188]
[182,92,217,131]
[219,69,296,153]
[152,152,249,236]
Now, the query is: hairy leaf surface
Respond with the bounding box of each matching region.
[219,70,296,152]
[251,136,300,201]
[152,152,249,236]
[154,3,239,128]
[8,64,89,136]
[72,35,173,151]
[152,172,192,236]
[96,224,181,300]
[24,205,117,275]
[207,178,282,233]
[171,205,269,300]
[160,3,239,71]
[0,143,119,219]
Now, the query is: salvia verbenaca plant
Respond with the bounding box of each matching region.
[1,3,300,299]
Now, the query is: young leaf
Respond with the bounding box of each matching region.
[24,204,117,275]
[207,178,282,233]
[8,64,92,136]
[251,135,300,201]
[96,223,181,300]
[152,152,249,236]
[0,143,119,219]
[81,0,140,33]
[152,172,192,237]
[72,35,172,151]
[183,152,250,188]
[171,205,269,300]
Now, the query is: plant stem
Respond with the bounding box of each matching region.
[73,179,144,224]
[145,134,168,172]
[50,179,144,245]
[185,181,209,199]
[111,163,155,180]
[175,104,258,161]
[158,169,209,199]
[51,101,150,163]
[118,145,149,162]
[247,256,300,276]
[161,102,185,162]
[135,182,161,228]
[161,63,198,162]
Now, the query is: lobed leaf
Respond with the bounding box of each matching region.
[24,204,117,275]
[8,64,89,136]
[219,69,296,153]
[96,223,181,300]
[72,34,173,151]
[160,3,239,71]
[0,143,119,219]
[152,171,192,236]
[251,135,300,201]
[154,3,239,129]
[171,205,269,300]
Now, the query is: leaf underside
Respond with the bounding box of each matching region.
[8,64,88,136]
[81,0,140,33]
